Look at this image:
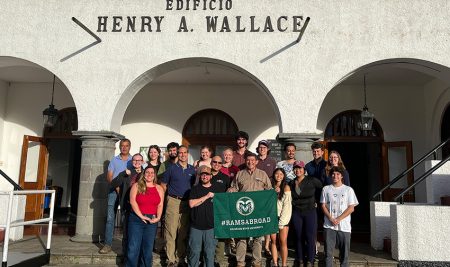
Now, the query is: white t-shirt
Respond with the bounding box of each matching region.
[320,184,358,233]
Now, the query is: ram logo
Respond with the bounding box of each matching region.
[236,197,254,216]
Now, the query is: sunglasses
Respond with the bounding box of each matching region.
[211,160,223,164]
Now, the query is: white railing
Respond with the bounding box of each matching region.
[0,190,55,267]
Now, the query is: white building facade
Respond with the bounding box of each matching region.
[1,0,450,261]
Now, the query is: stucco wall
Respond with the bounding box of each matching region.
[2,0,450,133]
[120,83,279,156]
[391,204,450,261]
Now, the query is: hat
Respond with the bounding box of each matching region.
[293,160,305,169]
[236,131,249,141]
[198,165,211,175]
[257,140,270,148]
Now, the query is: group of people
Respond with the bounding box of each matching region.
[100,131,358,267]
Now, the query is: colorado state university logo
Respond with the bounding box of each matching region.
[236,197,254,216]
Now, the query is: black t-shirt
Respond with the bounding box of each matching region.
[189,183,220,230]
[212,172,231,192]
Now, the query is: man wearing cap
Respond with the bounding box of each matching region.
[256,140,277,178]
[188,165,222,267]
[161,145,196,267]
[276,143,297,182]
[229,152,272,267]
[321,166,358,267]
[232,131,250,170]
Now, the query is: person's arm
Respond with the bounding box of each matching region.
[334,205,356,225]
[263,172,272,190]
[189,191,214,208]
[321,203,336,224]
[227,171,240,192]
[129,184,151,224]
[278,185,292,228]
[160,166,171,193]
[107,170,114,183]
[149,185,164,224]
[110,169,130,188]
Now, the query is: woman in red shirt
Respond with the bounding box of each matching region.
[126,166,164,267]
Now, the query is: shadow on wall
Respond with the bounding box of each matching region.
[90,160,110,243]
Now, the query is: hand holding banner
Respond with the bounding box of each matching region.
[213,190,278,238]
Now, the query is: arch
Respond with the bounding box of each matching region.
[318,58,450,134]
[324,110,384,141]
[111,57,282,133]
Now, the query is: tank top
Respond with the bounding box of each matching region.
[136,186,161,215]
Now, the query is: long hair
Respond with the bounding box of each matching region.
[325,150,346,176]
[137,166,157,194]
[148,145,161,164]
[271,167,287,200]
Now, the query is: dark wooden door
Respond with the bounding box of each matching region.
[18,135,49,234]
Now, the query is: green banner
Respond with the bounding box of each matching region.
[213,190,278,238]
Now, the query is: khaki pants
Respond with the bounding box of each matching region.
[164,196,190,263]
[235,237,262,265]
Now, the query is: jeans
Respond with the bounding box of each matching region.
[188,227,217,267]
[105,190,118,246]
[126,212,158,267]
[291,208,317,263]
[324,228,351,267]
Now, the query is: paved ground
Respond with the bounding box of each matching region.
[1,235,397,267]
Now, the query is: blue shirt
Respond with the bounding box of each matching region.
[161,162,196,199]
[305,159,327,180]
[108,154,132,180]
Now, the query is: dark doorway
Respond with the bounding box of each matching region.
[327,142,382,235]
[441,104,450,159]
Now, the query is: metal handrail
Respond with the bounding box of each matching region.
[0,169,22,191]
[394,154,450,204]
[1,190,55,267]
[373,138,450,201]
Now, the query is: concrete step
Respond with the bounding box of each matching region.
[3,235,397,267]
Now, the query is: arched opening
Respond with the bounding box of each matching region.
[182,109,238,161]
[0,56,78,234]
[316,58,450,236]
[117,58,280,162]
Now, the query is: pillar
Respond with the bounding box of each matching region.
[70,131,123,243]
[277,133,323,162]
